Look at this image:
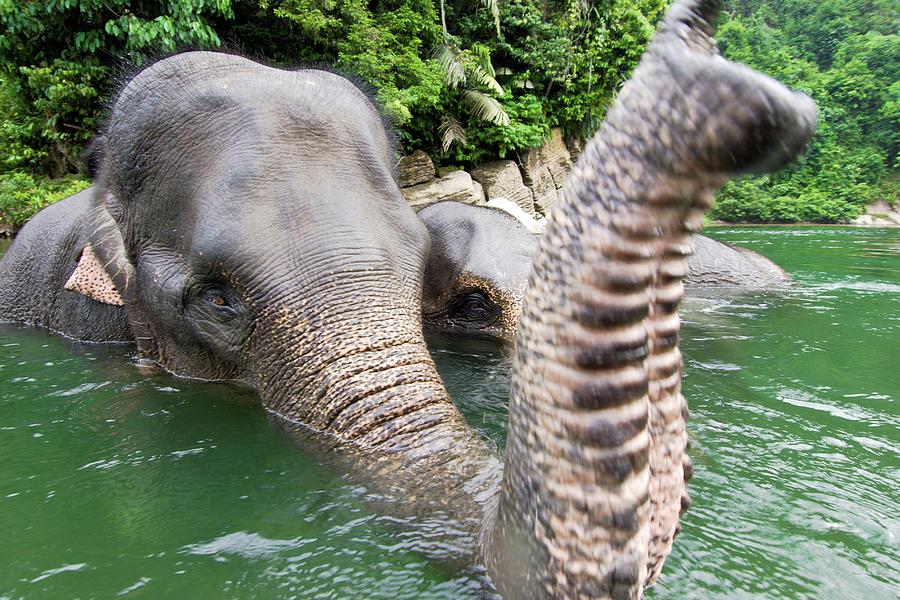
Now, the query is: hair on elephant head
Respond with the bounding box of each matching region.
[419,201,538,342]
[0,1,817,596]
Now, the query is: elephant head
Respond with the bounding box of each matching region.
[49,0,815,596]
[86,54,444,418]
[419,201,538,342]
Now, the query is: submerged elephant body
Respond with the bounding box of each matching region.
[687,233,788,288]
[0,1,816,597]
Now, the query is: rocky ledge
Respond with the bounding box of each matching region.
[852,201,900,227]
[399,128,577,220]
[398,131,899,230]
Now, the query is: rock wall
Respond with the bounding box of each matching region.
[403,170,481,210]
[519,128,572,214]
[396,150,435,187]
[471,160,535,214]
[852,200,900,226]
[396,127,576,217]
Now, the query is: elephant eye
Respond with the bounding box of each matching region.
[452,291,498,321]
[200,285,239,317]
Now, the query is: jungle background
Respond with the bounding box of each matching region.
[0,0,896,231]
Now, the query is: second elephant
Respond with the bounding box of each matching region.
[419,201,789,340]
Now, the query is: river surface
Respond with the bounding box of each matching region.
[1,227,897,598]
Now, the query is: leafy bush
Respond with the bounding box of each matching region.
[0,0,233,177]
[0,172,90,231]
[443,93,550,164]
[0,0,895,226]
[711,2,898,223]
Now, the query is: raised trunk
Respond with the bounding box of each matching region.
[484,0,816,597]
[252,1,814,597]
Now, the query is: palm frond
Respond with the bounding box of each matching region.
[439,114,468,152]
[469,43,495,78]
[466,63,504,95]
[433,43,466,89]
[461,90,510,126]
[463,44,503,95]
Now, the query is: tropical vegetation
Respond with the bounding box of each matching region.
[0,0,896,230]
[712,0,898,222]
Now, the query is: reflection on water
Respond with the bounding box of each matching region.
[1,227,898,598]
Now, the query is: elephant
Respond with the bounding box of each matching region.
[0,1,816,597]
[688,233,788,288]
[419,201,538,342]
[419,203,789,341]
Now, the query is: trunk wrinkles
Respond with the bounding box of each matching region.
[484,0,816,597]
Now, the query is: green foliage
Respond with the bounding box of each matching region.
[713,179,865,223]
[445,93,549,163]
[0,172,90,230]
[0,0,233,177]
[483,0,664,137]
[14,60,106,175]
[1,0,894,227]
[0,0,662,177]
[335,0,445,125]
[712,1,898,223]
[434,41,509,152]
[0,73,46,171]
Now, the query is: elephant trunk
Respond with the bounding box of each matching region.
[254,305,504,551]
[484,0,816,597]
[253,301,465,452]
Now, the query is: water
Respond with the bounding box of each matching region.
[1,227,897,598]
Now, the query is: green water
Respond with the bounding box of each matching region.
[1,227,897,598]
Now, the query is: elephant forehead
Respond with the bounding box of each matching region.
[181,199,427,283]
[108,56,392,172]
[421,203,538,299]
[112,87,385,161]
[115,52,380,128]
[470,217,536,271]
[467,245,534,286]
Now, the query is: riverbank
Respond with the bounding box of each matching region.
[394,134,899,229]
[709,219,900,228]
[1,135,896,238]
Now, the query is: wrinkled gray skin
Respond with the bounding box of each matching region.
[0,1,816,597]
[419,201,538,341]
[688,233,788,288]
[419,203,787,341]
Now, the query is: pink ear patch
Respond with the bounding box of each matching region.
[64,244,124,306]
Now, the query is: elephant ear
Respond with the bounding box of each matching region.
[64,188,133,307]
[64,244,124,306]
[85,190,137,299]
[85,189,158,358]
